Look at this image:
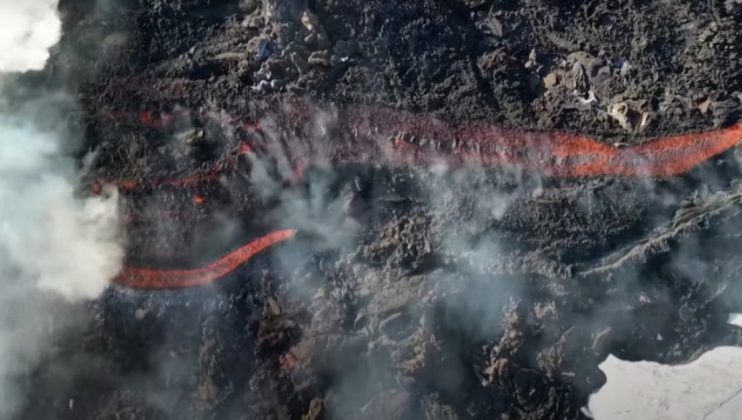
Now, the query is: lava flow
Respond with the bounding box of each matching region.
[101,102,742,291]
[283,104,742,178]
[95,103,742,196]
[112,229,297,289]
[90,142,254,195]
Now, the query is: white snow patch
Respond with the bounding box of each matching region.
[589,347,742,420]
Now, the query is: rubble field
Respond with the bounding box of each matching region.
[20,0,742,419]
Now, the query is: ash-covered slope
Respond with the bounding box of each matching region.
[19,0,742,419]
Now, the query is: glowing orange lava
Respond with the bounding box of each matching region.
[112,229,297,289]
[367,117,742,177]
[98,104,742,290]
[493,122,742,177]
[91,141,255,194]
[95,106,742,194]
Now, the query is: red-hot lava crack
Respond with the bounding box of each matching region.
[93,103,742,195]
[112,229,297,289]
[98,103,742,290]
[315,106,742,177]
[90,142,254,195]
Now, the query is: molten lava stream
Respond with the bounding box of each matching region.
[537,122,742,177]
[100,106,742,291]
[95,105,742,194]
[363,118,742,177]
[252,100,742,177]
[91,142,254,195]
[112,229,297,289]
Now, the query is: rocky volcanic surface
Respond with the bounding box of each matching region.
[20,0,742,419]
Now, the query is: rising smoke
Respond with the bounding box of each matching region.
[0,0,61,73]
[0,0,123,418]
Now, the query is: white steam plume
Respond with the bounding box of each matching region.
[0,0,123,418]
[0,116,123,299]
[0,0,62,73]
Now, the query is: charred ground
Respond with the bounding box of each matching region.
[19,0,742,419]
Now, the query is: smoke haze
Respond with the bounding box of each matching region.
[0,0,61,73]
[0,1,123,418]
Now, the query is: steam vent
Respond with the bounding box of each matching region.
[2,0,742,419]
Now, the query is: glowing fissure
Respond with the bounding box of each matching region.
[112,229,296,289]
[102,102,742,290]
[95,104,742,195]
[91,142,254,194]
